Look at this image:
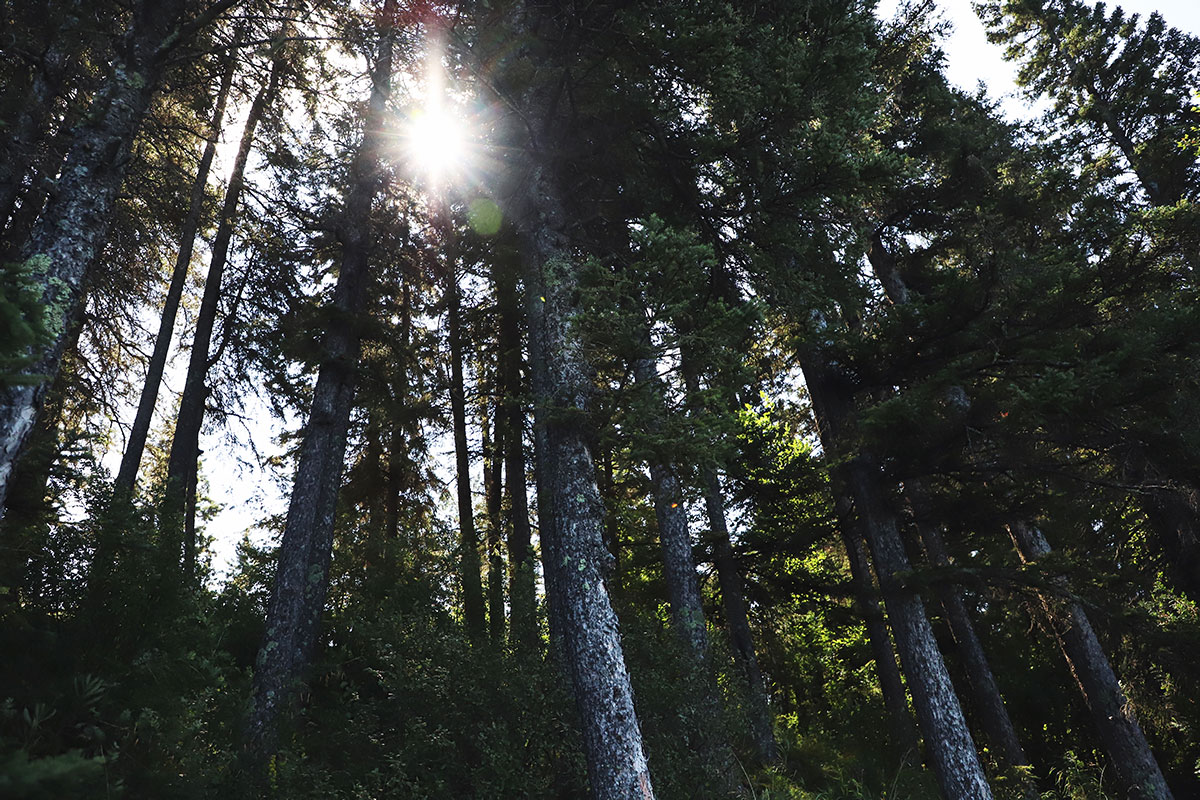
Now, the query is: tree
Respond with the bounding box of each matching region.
[480,3,659,794]
[113,39,239,497]
[245,0,396,765]
[0,0,240,517]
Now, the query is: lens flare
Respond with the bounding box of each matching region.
[404,102,466,186]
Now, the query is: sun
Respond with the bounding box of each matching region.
[403,102,468,186]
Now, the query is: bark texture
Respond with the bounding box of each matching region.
[0,0,213,518]
[244,10,393,764]
[0,36,72,239]
[632,353,709,660]
[632,343,737,789]
[512,155,655,800]
[1008,520,1174,800]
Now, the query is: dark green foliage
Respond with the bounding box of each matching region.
[0,258,49,385]
[7,1,1200,798]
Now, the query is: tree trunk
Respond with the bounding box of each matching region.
[163,55,282,577]
[1,112,75,264]
[244,7,393,765]
[0,0,209,519]
[385,278,413,546]
[837,492,917,764]
[633,347,738,789]
[1008,520,1174,800]
[678,350,779,765]
[597,443,622,596]
[446,252,486,638]
[496,259,537,649]
[513,165,655,800]
[483,386,506,645]
[804,360,993,800]
[632,355,709,660]
[114,48,237,497]
[914,513,1030,776]
[0,360,74,608]
[702,464,780,765]
[531,403,565,663]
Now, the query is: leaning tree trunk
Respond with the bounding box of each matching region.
[114,47,238,497]
[244,6,393,766]
[837,492,917,764]
[912,509,1030,778]
[679,353,779,765]
[0,0,231,518]
[804,359,993,800]
[1,123,74,263]
[1008,520,1174,800]
[513,162,655,800]
[446,252,487,639]
[163,54,283,579]
[632,351,709,660]
[702,463,780,765]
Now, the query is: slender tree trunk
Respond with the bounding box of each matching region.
[633,347,738,789]
[1008,520,1174,800]
[837,491,917,764]
[364,416,386,558]
[446,253,487,638]
[632,355,709,659]
[597,443,622,595]
[496,260,537,648]
[0,0,212,518]
[804,360,993,800]
[385,278,412,546]
[913,512,1030,777]
[244,7,393,765]
[513,165,655,800]
[677,344,778,765]
[679,344,779,765]
[163,56,283,577]
[702,464,779,764]
[483,387,506,645]
[114,49,237,497]
[531,405,565,662]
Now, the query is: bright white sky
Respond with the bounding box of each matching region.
[878,0,1200,116]
[187,1,1200,580]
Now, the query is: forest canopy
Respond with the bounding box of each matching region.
[1,1,1199,798]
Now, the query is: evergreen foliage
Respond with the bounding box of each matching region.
[3,1,1200,798]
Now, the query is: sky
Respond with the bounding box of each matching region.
[881,0,1200,114]
[186,0,1200,580]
